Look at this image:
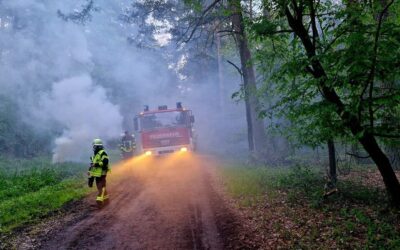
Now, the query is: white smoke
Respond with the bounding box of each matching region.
[0,0,249,162]
[0,0,147,162]
[41,75,122,162]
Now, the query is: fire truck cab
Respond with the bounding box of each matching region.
[134,102,196,156]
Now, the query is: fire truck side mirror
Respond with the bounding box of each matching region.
[190,115,195,123]
[134,117,139,131]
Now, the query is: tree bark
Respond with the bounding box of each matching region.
[325,139,338,196]
[351,143,361,164]
[229,0,268,161]
[249,0,253,19]
[357,132,400,205]
[245,97,254,151]
[216,28,225,112]
[327,139,337,185]
[386,145,400,170]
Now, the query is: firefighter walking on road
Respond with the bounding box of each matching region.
[88,138,109,206]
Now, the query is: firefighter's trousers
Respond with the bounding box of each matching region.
[94,175,108,202]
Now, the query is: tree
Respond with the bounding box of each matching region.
[0,95,52,157]
[57,0,97,25]
[229,0,269,160]
[124,0,271,161]
[251,0,400,205]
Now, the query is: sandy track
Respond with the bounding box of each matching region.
[37,154,247,250]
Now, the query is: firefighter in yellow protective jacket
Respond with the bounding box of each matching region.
[88,138,109,206]
[120,131,136,159]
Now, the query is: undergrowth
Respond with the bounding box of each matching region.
[222,164,400,249]
[222,165,287,206]
[0,157,89,233]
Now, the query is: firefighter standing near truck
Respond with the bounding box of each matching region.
[120,131,136,159]
[88,138,109,206]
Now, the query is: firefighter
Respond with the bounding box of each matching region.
[120,131,136,159]
[88,138,109,206]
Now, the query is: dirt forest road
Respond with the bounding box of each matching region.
[35,153,256,250]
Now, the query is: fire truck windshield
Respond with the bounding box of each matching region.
[140,111,187,130]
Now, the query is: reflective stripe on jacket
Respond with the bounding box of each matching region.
[120,140,136,152]
[89,149,109,177]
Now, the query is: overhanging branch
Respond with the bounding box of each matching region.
[227,60,243,76]
[182,0,223,43]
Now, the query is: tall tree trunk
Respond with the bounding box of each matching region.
[229,0,268,161]
[359,132,400,205]
[249,0,253,19]
[245,97,254,151]
[386,144,400,170]
[324,139,338,196]
[327,139,337,185]
[351,143,361,165]
[216,29,225,112]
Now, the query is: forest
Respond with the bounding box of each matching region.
[0,0,399,249]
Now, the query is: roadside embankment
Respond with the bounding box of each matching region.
[0,157,89,241]
[220,164,400,249]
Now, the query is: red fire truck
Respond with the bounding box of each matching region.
[134,103,196,156]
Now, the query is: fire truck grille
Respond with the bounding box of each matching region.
[159,150,174,154]
[144,138,189,148]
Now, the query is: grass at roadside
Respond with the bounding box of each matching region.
[0,157,90,233]
[221,164,400,249]
[222,165,288,206]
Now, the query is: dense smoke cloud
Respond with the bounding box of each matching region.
[0,0,249,161]
[0,0,176,161]
[40,75,122,162]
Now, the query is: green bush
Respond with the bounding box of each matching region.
[275,165,325,206]
[277,165,323,192]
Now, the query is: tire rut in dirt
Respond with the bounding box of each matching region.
[36,156,255,250]
[40,175,145,250]
[188,203,206,250]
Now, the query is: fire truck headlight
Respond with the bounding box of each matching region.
[180,147,188,152]
[145,151,152,156]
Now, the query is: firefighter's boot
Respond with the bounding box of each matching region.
[96,187,109,207]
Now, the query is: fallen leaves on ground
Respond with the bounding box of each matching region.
[228,170,400,249]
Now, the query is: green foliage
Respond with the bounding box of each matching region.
[182,0,202,13]
[0,95,53,157]
[335,208,400,249]
[251,19,278,36]
[222,164,327,206]
[337,180,384,205]
[221,164,287,205]
[0,157,89,233]
[249,0,400,148]
[0,179,88,233]
[277,165,324,200]
[0,169,62,200]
